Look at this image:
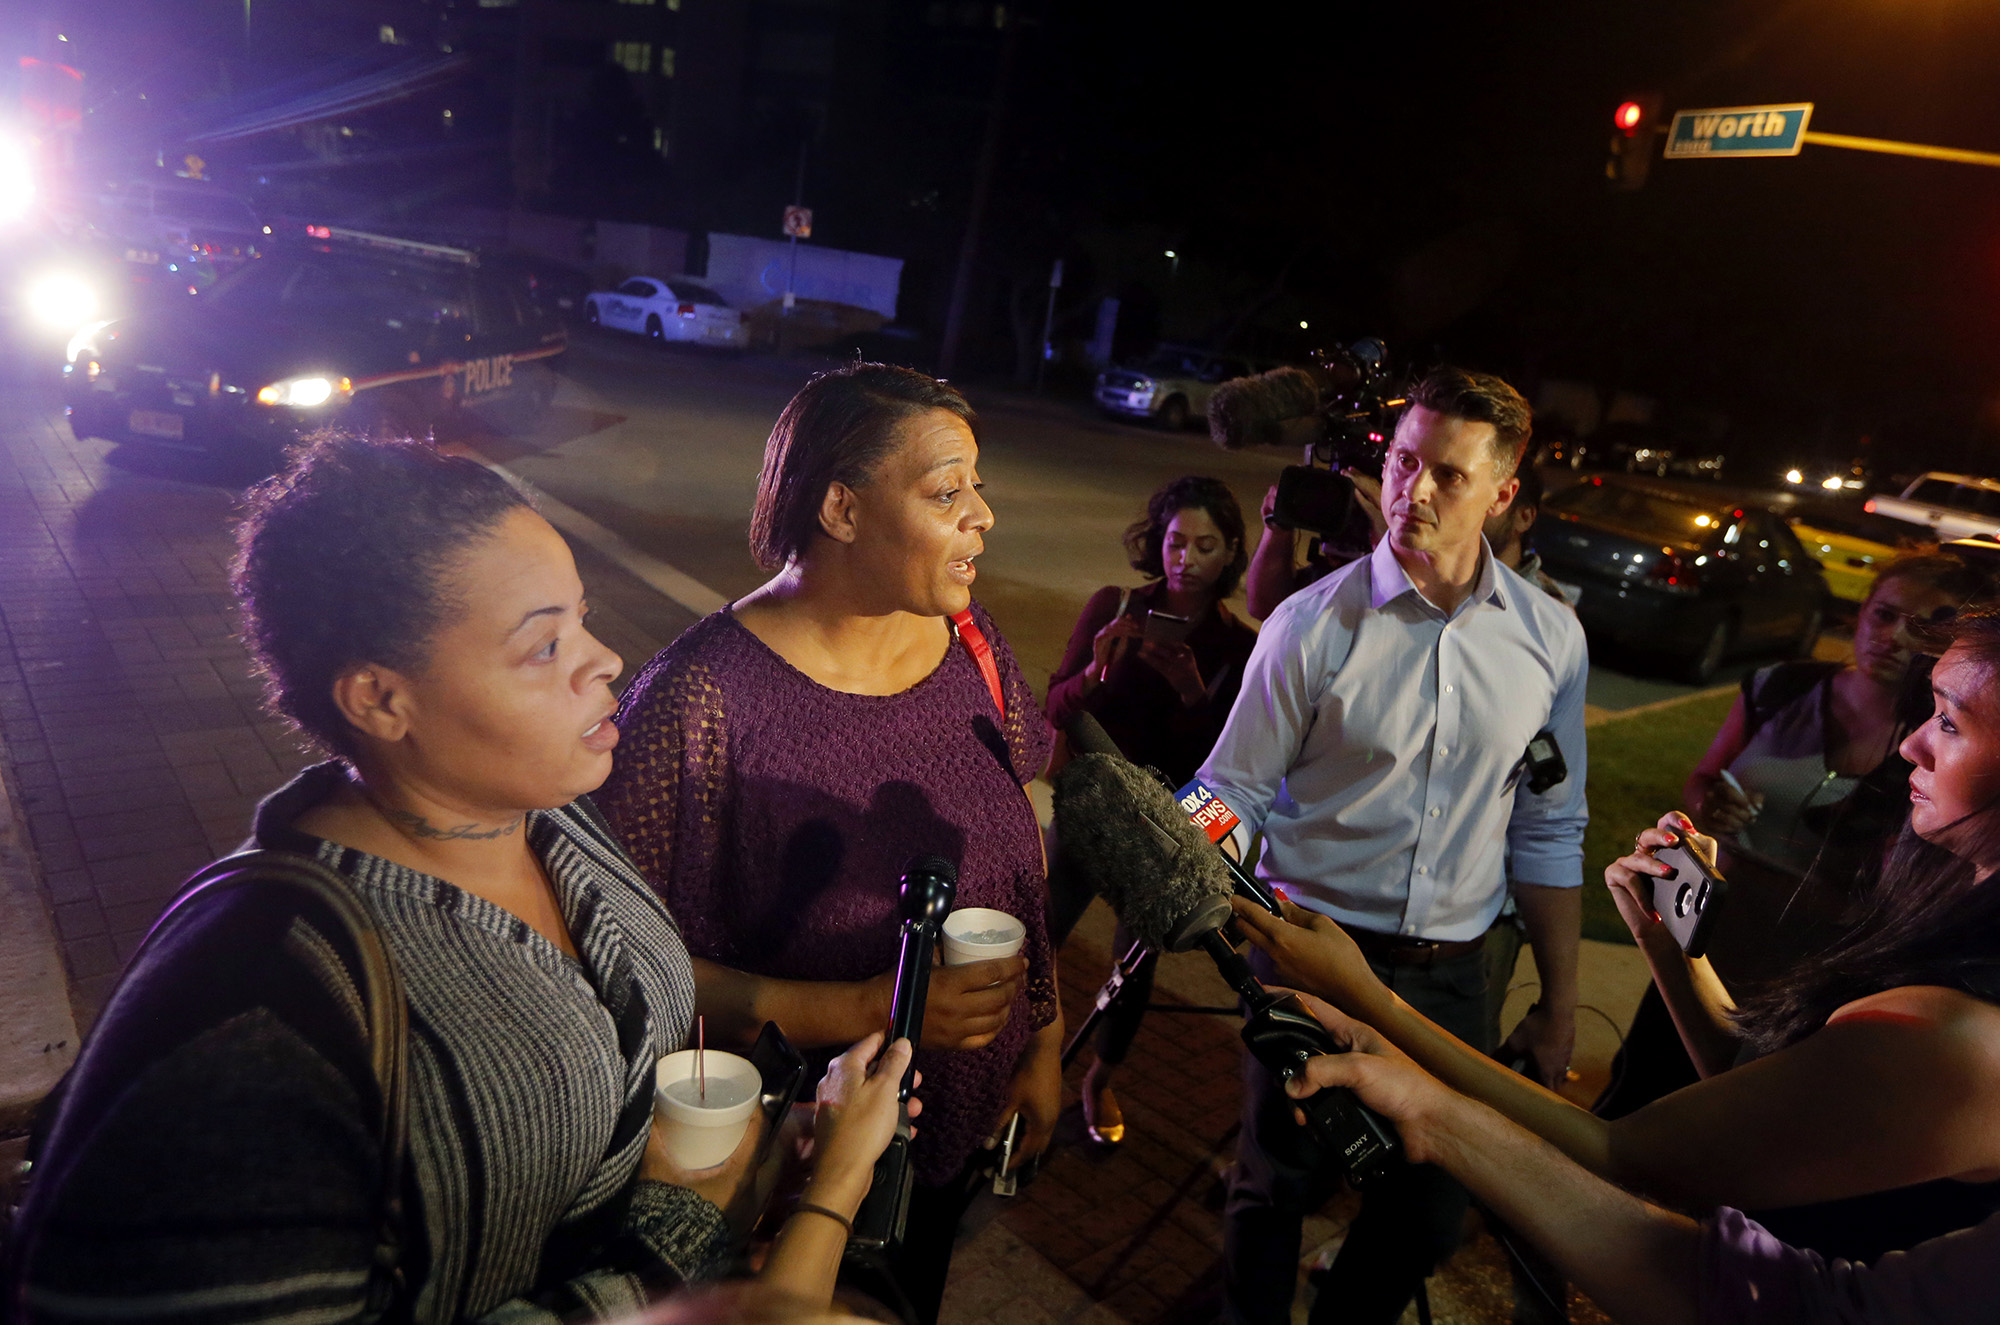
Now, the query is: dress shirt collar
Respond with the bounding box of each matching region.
[1367,534,1507,617]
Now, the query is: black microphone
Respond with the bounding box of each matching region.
[1207,365,1324,451]
[1051,753,1401,1181]
[849,856,956,1255]
[1065,712,1282,918]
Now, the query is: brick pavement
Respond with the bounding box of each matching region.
[0,382,1615,1323]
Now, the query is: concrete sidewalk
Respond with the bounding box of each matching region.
[0,381,1643,1323]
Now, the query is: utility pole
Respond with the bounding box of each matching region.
[937,10,1021,377]
[783,134,807,317]
[1035,257,1061,394]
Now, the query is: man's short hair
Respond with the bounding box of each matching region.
[1406,366,1533,479]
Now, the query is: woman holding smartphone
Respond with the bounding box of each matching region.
[1044,475,1257,1146]
[1228,605,2000,1265]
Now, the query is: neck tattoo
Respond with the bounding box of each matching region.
[386,808,522,841]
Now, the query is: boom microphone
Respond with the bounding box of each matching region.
[1051,752,1235,952]
[1065,712,1282,917]
[1051,753,1402,1181]
[1207,365,1324,451]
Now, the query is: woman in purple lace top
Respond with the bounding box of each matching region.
[597,364,1058,1324]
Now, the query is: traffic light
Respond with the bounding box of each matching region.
[1607,93,1662,191]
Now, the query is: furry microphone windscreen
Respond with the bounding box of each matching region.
[1207,365,1322,451]
[1051,752,1235,952]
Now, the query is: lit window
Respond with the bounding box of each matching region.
[660,47,676,77]
[611,41,652,74]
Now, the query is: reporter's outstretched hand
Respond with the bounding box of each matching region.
[808,1034,918,1199]
[1604,811,1706,949]
[1284,991,1458,1166]
[1228,893,1386,1016]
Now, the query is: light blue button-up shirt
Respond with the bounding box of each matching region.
[1200,536,1589,942]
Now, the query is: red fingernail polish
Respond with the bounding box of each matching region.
[1274,887,1290,901]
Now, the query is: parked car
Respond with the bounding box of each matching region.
[583,275,747,348]
[1864,471,2000,542]
[64,224,564,466]
[1788,501,1934,605]
[1532,476,1826,683]
[1093,346,1253,431]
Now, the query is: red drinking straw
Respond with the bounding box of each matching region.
[697,1015,706,1102]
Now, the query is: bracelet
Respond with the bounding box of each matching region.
[789,1201,853,1238]
[1263,513,1284,531]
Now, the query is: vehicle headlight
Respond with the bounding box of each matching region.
[1784,469,1804,485]
[25,273,98,330]
[256,375,352,407]
[1820,475,1843,490]
[65,320,113,365]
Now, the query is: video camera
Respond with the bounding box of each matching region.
[1207,339,1409,539]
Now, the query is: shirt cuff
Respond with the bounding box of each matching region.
[627,1180,733,1283]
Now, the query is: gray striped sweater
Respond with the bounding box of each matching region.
[17,763,729,1323]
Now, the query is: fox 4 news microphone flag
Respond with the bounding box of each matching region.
[1176,779,1241,844]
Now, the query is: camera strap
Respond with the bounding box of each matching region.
[950,609,1006,721]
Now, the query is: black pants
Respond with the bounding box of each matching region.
[1223,945,1493,1325]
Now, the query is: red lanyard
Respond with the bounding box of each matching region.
[950,609,1005,720]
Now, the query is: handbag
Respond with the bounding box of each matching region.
[3,850,410,1319]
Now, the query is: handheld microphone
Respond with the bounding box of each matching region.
[1207,366,1324,451]
[1051,753,1401,1181]
[1065,712,1282,917]
[849,856,956,1254]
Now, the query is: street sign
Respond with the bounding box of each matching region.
[1666,103,1813,159]
[783,205,813,238]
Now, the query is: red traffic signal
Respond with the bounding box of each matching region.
[1607,93,1662,190]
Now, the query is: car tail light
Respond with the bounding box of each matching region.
[1646,548,1701,595]
[678,302,696,317]
[1864,497,1877,513]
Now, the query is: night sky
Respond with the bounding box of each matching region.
[28,0,2000,471]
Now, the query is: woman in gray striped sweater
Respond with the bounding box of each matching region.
[7,437,908,1323]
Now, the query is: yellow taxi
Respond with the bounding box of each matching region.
[1787,502,1933,604]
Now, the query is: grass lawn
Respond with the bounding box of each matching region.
[1580,689,1739,944]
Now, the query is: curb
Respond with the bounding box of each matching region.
[0,733,78,1135]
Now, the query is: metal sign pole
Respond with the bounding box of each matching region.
[1802,130,2000,170]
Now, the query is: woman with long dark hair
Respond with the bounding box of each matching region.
[1229,607,2000,1263]
[1044,474,1255,1145]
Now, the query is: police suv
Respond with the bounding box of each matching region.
[64,226,565,463]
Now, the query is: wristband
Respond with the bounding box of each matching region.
[789,1201,853,1238]
[1263,513,1284,531]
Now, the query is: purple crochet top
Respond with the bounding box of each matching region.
[596,603,1056,1184]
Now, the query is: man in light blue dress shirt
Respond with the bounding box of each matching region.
[1200,367,1589,1325]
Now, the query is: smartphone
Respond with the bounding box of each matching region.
[991,1113,1022,1197]
[1650,830,1727,958]
[1143,609,1193,644]
[746,1021,809,1163]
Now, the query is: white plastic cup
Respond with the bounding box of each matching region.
[654,1050,761,1170]
[940,907,1026,967]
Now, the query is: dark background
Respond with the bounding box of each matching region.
[17,0,2000,472]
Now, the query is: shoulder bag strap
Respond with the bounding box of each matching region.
[12,851,411,1318]
[950,609,1006,721]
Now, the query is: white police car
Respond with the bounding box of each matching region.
[584,275,748,348]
